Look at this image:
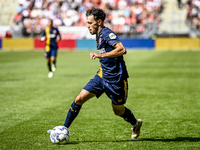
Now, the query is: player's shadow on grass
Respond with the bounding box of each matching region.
[67,137,200,144]
[139,137,200,142]
[62,137,200,145]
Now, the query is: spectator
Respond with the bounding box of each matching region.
[5,30,12,38]
[177,0,182,9]
[185,0,200,32]
[13,0,163,36]
[13,12,22,24]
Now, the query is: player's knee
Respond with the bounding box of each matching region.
[74,95,81,104]
[112,104,125,116]
[113,109,124,116]
[74,89,94,105]
[74,94,85,105]
[51,57,55,62]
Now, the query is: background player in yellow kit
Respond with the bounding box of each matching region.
[41,19,61,78]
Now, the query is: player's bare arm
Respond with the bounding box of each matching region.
[90,42,126,59]
[56,34,61,43]
[56,37,60,43]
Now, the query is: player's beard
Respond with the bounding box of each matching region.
[90,23,98,35]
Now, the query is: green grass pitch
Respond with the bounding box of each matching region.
[0,50,200,149]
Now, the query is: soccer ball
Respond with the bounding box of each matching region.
[50,126,70,144]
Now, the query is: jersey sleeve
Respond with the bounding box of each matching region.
[54,28,61,42]
[57,28,61,36]
[41,29,46,37]
[104,31,120,47]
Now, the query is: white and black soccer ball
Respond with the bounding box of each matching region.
[50,126,70,144]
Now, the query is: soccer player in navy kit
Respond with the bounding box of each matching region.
[41,19,61,78]
[48,8,143,139]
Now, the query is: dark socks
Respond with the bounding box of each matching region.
[64,101,82,128]
[47,62,51,72]
[64,103,136,128]
[120,107,137,126]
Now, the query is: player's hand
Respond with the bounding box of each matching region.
[41,37,46,41]
[56,37,60,43]
[90,52,101,59]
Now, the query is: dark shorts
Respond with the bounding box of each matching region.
[83,75,128,105]
[45,47,57,58]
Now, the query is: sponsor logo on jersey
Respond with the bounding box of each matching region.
[109,33,116,39]
[53,30,57,34]
[97,48,106,54]
[47,34,56,38]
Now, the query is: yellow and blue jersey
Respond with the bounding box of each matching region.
[83,27,129,104]
[96,27,129,83]
[41,27,61,52]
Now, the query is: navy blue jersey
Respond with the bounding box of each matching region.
[96,27,129,83]
[41,27,60,52]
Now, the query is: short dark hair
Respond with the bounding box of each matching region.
[86,7,106,22]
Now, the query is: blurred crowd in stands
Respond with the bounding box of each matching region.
[13,0,163,37]
[185,0,200,32]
